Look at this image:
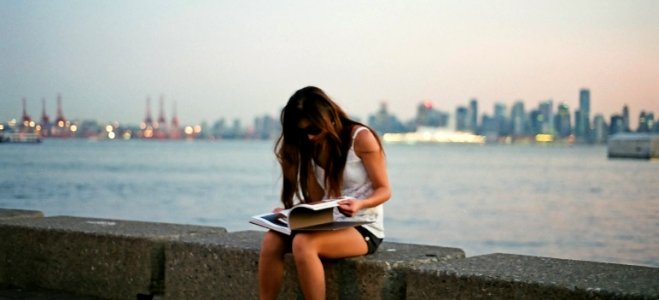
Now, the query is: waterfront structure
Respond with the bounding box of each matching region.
[382,126,486,144]
[170,101,182,139]
[608,133,659,159]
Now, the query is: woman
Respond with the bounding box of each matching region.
[258,86,391,300]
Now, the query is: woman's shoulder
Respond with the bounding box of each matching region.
[351,126,380,153]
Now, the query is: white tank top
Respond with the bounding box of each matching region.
[313,126,385,238]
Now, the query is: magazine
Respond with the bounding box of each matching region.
[249,198,374,235]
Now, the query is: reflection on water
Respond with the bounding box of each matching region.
[1,140,657,267]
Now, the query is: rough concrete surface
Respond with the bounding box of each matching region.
[0,216,227,300]
[406,253,659,300]
[164,230,465,300]
[0,209,44,221]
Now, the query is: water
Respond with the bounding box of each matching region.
[1,139,657,267]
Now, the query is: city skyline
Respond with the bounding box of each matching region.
[5,88,656,131]
[2,1,658,126]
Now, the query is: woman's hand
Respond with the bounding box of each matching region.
[337,198,362,217]
[272,207,284,213]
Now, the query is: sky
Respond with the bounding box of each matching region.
[1,0,658,128]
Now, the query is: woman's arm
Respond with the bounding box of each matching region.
[338,129,391,216]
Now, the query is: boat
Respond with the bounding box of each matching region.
[0,132,42,143]
[607,133,659,159]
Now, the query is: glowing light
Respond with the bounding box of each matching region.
[184,126,194,135]
[108,132,116,139]
[535,134,554,143]
[122,131,132,140]
[193,125,202,133]
[70,124,78,132]
[143,128,153,138]
[58,120,65,127]
[105,125,114,132]
[0,124,4,130]
[383,127,486,144]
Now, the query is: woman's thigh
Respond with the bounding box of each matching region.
[293,227,368,259]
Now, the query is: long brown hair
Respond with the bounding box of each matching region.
[275,86,381,208]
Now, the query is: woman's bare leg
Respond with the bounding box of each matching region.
[292,228,368,300]
[258,230,290,300]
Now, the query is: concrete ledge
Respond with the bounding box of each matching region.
[406,253,659,300]
[2,210,657,299]
[0,216,228,300]
[164,230,465,299]
[0,208,44,221]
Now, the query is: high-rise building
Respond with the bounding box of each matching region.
[638,111,652,132]
[494,102,508,136]
[455,106,469,131]
[576,89,590,140]
[415,100,449,128]
[539,100,554,135]
[555,102,571,138]
[609,115,624,135]
[592,114,607,143]
[510,101,525,137]
[469,98,478,133]
[622,105,630,132]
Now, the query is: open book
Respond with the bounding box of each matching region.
[249,198,374,235]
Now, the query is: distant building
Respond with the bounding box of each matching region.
[609,115,625,135]
[415,100,449,128]
[469,98,478,133]
[554,102,571,138]
[575,88,590,141]
[510,101,526,137]
[494,102,509,136]
[622,105,630,132]
[539,100,554,135]
[455,106,469,131]
[368,102,406,134]
[637,111,654,133]
[592,114,607,144]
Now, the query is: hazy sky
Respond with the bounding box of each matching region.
[2,0,658,127]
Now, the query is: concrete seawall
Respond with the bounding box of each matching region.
[1,208,657,299]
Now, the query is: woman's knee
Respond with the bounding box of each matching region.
[260,230,288,257]
[291,233,317,257]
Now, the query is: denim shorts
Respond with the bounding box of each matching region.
[355,226,383,255]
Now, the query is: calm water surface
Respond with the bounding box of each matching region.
[1,139,657,267]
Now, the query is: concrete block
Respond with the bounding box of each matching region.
[0,208,44,221]
[406,253,659,300]
[165,231,465,300]
[165,230,263,300]
[0,216,227,300]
